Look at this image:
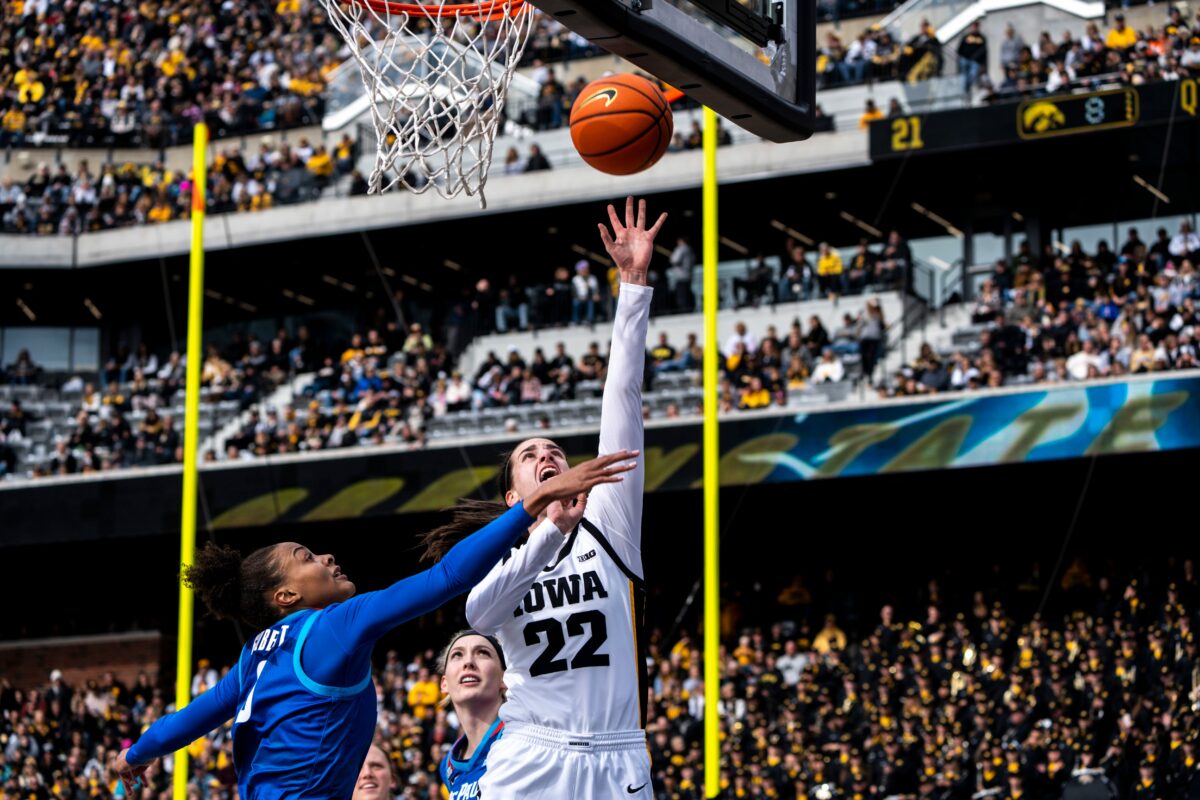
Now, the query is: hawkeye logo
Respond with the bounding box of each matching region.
[581,88,619,109]
[1021,101,1065,134]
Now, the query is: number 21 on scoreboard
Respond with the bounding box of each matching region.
[891,116,925,152]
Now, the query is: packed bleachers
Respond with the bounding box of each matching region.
[819,6,1200,102]
[0,222,912,479]
[882,224,1200,397]
[0,556,1194,799]
[0,290,893,478]
[0,333,286,478]
[983,11,1200,102]
[11,214,1200,479]
[0,136,360,236]
[0,0,337,149]
[216,292,890,460]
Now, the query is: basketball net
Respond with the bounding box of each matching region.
[319,0,535,205]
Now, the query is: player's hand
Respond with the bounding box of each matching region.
[524,450,639,518]
[598,196,667,286]
[113,749,149,794]
[546,492,589,534]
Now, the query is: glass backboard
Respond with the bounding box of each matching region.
[526,0,815,143]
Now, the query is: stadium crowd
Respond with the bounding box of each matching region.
[984,8,1200,101]
[1,283,891,477]
[0,137,360,236]
[0,0,337,149]
[819,5,1200,97]
[10,220,1200,477]
[883,224,1200,397]
[0,2,608,150]
[0,557,1195,799]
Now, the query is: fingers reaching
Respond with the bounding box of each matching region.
[648,211,668,238]
[636,197,646,230]
[625,195,635,229]
[606,203,623,237]
[598,223,615,251]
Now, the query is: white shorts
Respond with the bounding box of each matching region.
[479,723,652,800]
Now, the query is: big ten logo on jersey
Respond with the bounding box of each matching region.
[250,624,291,655]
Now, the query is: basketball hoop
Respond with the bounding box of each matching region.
[319,0,536,205]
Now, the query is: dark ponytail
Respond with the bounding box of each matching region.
[182,542,286,631]
[418,449,516,562]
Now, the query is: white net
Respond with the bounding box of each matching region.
[319,0,536,206]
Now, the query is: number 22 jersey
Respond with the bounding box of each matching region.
[465,283,653,735]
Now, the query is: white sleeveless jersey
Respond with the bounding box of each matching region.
[484,518,646,732]
[465,283,653,736]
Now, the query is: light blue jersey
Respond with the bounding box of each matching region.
[439,719,504,800]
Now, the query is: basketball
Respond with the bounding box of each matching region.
[569,73,673,176]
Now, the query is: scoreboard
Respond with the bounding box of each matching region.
[870,79,1200,159]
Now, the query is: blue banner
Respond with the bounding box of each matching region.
[2,374,1197,544]
[718,373,1199,484]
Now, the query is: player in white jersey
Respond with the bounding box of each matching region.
[458,197,664,799]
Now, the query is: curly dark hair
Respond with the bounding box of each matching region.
[418,448,519,562]
[181,542,287,630]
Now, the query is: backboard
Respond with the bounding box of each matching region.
[527,0,815,143]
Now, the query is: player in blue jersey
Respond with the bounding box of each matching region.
[437,630,508,800]
[112,451,638,800]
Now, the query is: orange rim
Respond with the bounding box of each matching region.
[346,0,526,16]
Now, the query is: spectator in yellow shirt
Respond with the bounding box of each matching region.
[289,71,325,97]
[334,135,356,174]
[406,667,439,720]
[1106,14,1137,50]
[18,78,45,104]
[341,333,366,365]
[813,614,847,654]
[859,98,884,129]
[307,146,335,180]
[817,241,845,299]
[1,106,27,145]
[738,376,772,410]
[147,196,173,224]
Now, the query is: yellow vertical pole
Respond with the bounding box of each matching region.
[701,106,721,799]
[174,122,208,800]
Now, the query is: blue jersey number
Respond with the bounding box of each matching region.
[235,661,269,724]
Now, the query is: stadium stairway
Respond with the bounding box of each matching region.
[204,372,316,458]
[881,298,973,378]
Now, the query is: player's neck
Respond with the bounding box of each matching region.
[455,704,500,761]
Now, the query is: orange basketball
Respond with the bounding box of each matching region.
[569,74,673,176]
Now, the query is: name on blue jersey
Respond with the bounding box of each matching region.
[250,624,292,654]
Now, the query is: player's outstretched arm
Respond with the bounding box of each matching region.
[116,667,242,791]
[590,197,665,576]
[308,452,639,679]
